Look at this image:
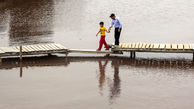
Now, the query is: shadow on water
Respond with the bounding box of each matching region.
[0,0,54,46]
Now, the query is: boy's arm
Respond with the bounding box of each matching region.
[96,30,101,36]
[106,30,110,33]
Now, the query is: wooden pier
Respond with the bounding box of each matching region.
[0,43,121,62]
[112,43,194,59]
[0,42,194,61]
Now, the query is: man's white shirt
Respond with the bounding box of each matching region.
[110,17,122,28]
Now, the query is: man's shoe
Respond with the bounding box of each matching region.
[105,48,109,51]
[113,45,119,48]
[96,49,100,51]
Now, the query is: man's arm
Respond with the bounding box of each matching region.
[118,18,122,32]
[108,20,114,32]
[118,18,122,28]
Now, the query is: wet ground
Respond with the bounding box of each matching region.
[0,0,194,109]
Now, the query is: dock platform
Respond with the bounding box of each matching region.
[112,43,194,53]
[0,43,121,61]
[0,43,68,57]
[0,42,194,61]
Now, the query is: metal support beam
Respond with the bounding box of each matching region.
[130,51,136,59]
[48,53,52,56]
[133,52,136,58]
[65,52,68,57]
[130,51,133,59]
[0,57,2,63]
[193,53,194,61]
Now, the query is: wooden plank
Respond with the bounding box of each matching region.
[69,49,122,54]
[145,44,150,49]
[42,44,54,50]
[135,43,139,49]
[119,43,123,48]
[165,44,171,49]
[153,44,159,49]
[51,43,63,50]
[45,44,55,50]
[122,43,126,48]
[24,46,35,52]
[131,43,136,48]
[138,43,143,49]
[38,45,50,51]
[190,44,194,50]
[54,44,67,49]
[124,43,129,48]
[118,43,122,49]
[177,44,184,50]
[27,45,38,51]
[0,49,5,53]
[127,43,132,48]
[149,44,154,49]
[141,43,147,49]
[34,45,45,51]
[11,46,19,52]
[184,44,190,50]
[32,45,43,51]
[21,46,29,52]
[28,45,39,51]
[47,44,59,50]
[159,44,165,49]
[171,44,177,50]
[0,47,17,52]
[0,47,9,52]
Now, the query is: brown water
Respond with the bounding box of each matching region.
[1,0,194,109]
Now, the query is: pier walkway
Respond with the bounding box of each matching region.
[0,43,194,62]
[112,43,194,59]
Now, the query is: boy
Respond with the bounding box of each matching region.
[96,22,109,51]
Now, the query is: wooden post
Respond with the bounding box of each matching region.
[19,45,23,78]
[105,54,110,57]
[20,46,22,61]
[20,60,23,78]
[65,52,68,57]
[48,53,52,56]
[193,53,194,61]
[0,57,2,63]
[133,52,136,58]
[130,51,133,59]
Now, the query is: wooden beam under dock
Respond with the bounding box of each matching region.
[69,49,122,54]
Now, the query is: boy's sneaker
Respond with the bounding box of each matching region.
[96,49,100,51]
[105,48,109,51]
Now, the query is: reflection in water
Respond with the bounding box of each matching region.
[20,61,22,78]
[98,60,108,95]
[1,56,194,72]
[1,56,194,107]
[1,0,54,46]
[108,60,121,104]
[98,60,121,104]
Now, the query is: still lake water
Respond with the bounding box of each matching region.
[0,0,194,109]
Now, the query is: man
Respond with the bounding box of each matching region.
[108,13,122,46]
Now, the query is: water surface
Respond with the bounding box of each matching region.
[0,0,194,109]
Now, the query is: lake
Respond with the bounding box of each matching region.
[0,0,194,109]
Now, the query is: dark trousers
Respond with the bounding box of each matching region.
[114,28,122,45]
